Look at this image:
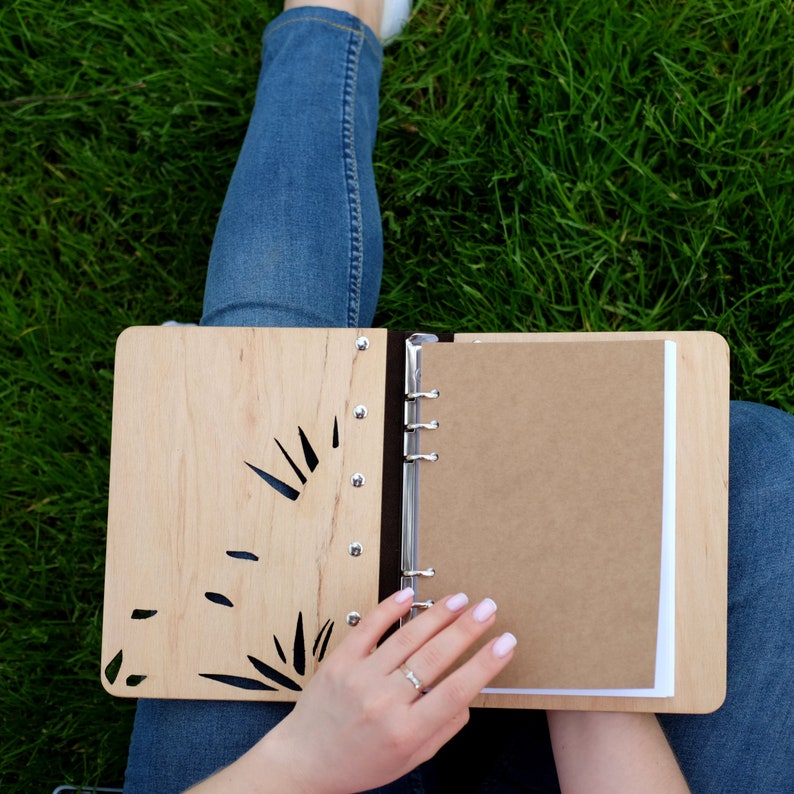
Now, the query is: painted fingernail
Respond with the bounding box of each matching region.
[394,587,415,604]
[492,632,517,658]
[472,597,497,623]
[445,592,469,612]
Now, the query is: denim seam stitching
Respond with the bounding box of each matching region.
[341,28,364,327]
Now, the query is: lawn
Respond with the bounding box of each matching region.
[2,0,793,789]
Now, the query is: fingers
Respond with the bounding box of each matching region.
[413,632,516,728]
[395,597,505,691]
[333,588,517,712]
[374,592,485,674]
[338,587,416,659]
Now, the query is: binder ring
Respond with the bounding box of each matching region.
[406,389,439,400]
[405,421,439,431]
[405,453,439,462]
[412,600,434,609]
[402,568,435,577]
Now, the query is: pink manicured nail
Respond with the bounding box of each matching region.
[472,597,497,623]
[445,592,469,612]
[394,587,415,604]
[492,632,517,658]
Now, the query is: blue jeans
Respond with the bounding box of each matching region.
[123,8,794,793]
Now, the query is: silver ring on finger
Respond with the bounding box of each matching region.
[399,663,424,693]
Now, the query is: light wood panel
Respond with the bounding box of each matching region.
[102,327,388,700]
[451,332,729,713]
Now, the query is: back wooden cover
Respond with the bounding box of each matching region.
[443,332,729,713]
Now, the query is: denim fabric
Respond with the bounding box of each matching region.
[200,7,383,329]
[659,400,794,793]
[124,8,793,793]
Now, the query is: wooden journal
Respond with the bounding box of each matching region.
[102,327,729,713]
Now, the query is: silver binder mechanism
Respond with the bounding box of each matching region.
[406,389,439,400]
[405,420,439,431]
[412,600,435,610]
[402,568,435,577]
[401,333,440,623]
[405,452,439,462]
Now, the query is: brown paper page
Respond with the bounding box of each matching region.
[417,339,668,690]
[102,327,387,700]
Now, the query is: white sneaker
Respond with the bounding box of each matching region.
[380,0,412,42]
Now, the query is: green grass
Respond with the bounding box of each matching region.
[2,0,793,789]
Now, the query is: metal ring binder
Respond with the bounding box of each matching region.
[411,600,434,610]
[402,568,435,577]
[401,334,440,624]
[405,421,439,431]
[406,389,439,400]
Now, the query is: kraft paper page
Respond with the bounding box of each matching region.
[416,339,675,694]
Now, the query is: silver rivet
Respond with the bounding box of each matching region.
[348,542,363,557]
[350,472,366,487]
[353,404,368,419]
[355,336,370,350]
[346,611,361,626]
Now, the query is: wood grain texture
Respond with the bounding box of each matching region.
[102,327,388,700]
[103,328,727,713]
[450,332,729,713]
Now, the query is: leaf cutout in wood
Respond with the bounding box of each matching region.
[105,650,123,684]
[317,621,334,662]
[293,612,306,676]
[247,655,303,692]
[273,634,287,664]
[274,439,307,484]
[245,461,300,501]
[205,592,234,607]
[312,619,332,657]
[298,427,319,472]
[131,609,158,619]
[199,673,278,691]
[226,550,259,561]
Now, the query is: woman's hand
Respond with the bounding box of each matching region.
[188,588,516,794]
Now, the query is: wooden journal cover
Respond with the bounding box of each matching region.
[102,327,729,713]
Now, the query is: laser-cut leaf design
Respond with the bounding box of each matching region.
[314,620,334,662]
[273,634,287,664]
[298,427,319,472]
[131,609,158,619]
[247,655,303,691]
[312,619,331,657]
[200,612,334,693]
[226,550,259,561]
[245,461,300,501]
[205,592,234,607]
[293,612,306,676]
[245,417,338,501]
[105,650,123,684]
[199,674,277,691]
[274,439,307,484]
